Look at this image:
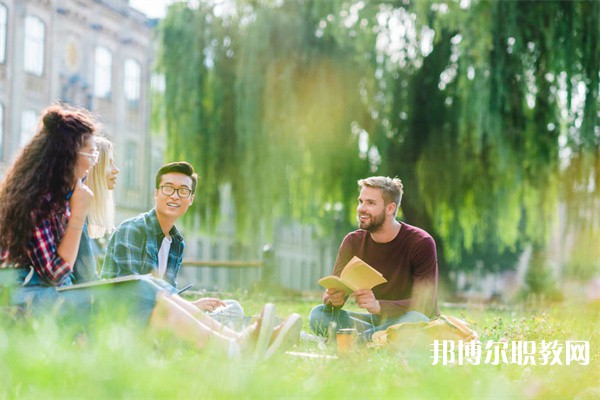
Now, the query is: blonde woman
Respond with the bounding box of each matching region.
[71,136,119,283]
[87,136,119,240]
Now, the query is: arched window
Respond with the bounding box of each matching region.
[123,58,140,103]
[0,3,7,64]
[24,15,45,75]
[94,46,112,98]
[20,109,38,148]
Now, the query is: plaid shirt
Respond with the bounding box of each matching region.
[0,196,73,286]
[100,208,184,287]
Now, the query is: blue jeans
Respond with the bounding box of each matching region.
[309,304,430,341]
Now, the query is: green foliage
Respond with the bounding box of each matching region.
[157,0,599,275]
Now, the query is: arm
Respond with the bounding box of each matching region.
[27,219,75,285]
[379,236,438,318]
[100,223,146,279]
[27,184,93,286]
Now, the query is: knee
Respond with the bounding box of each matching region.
[309,304,332,335]
[401,310,430,323]
[308,304,326,322]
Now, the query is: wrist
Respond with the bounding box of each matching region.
[373,301,382,315]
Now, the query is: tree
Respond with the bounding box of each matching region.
[158,0,599,285]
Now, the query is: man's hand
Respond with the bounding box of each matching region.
[352,289,381,315]
[191,297,226,312]
[323,288,346,307]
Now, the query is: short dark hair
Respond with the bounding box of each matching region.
[155,161,198,194]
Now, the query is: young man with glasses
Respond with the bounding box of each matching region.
[101,162,245,326]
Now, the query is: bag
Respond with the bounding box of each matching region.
[371,314,479,347]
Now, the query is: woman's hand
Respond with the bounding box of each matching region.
[69,178,94,220]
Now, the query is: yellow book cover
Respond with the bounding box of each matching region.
[317,256,387,295]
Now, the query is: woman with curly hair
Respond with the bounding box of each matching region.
[0,105,301,357]
[0,104,98,306]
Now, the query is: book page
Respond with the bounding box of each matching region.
[56,274,146,292]
[317,276,353,294]
[339,256,387,292]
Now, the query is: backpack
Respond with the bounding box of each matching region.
[371,314,479,347]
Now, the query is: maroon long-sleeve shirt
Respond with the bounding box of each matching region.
[332,222,440,319]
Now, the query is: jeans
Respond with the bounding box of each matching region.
[309,304,429,342]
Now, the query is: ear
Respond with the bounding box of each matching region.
[386,202,397,216]
[187,194,194,206]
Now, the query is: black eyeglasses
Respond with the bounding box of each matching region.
[159,185,193,198]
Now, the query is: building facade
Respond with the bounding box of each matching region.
[0,0,157,220]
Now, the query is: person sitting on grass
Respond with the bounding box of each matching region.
[101,161,244,329]
[0,104,301,358]
[68,136,120,284]
[309,176,440,342]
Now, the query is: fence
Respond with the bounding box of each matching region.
[177,222,337,293]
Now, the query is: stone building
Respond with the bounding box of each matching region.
[0,0,157,220]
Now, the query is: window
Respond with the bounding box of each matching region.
[94,46,112,98]
[0,4,7,63]
[123,58,140,102]
[0,103,4,160]
[24,16,45,76]
[124,141,138,189]
[20,109,38,148]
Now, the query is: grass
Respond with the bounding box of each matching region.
[1,292,598,399]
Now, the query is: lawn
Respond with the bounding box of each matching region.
[1,292,598,399]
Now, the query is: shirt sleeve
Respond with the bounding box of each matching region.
[379,235,439,318]
[101,223,145,279]
[26,218,73,285]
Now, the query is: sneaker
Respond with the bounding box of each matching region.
[264,313,302,359]
[252,303,277,356]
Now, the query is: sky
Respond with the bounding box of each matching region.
[129,0,172,19]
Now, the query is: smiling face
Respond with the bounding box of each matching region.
[154,172,194,221]
[357,186,393,233]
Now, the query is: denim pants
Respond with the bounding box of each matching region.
[309,304,430,342]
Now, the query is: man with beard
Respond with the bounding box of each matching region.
[309,176,439,341]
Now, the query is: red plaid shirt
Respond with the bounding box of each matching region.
[1,196,73,285]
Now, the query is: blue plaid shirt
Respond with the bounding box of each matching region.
[100,209,184,287]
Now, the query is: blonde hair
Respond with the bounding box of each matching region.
[358,176,404,215]
[87,136,115,239]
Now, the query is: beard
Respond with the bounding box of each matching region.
[358,209,386,233]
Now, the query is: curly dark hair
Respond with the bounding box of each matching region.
[0,104,98,262]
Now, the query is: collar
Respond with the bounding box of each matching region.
[147,208,184,242]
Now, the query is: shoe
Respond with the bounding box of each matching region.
[264,313,302,359]
[253,303,277,356]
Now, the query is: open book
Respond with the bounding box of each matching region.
[317,256,387,295]
[56,275,145,292]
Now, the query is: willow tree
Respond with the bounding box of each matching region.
[159,1,372,242]
[318,0,599,287]
[158,0,598,290]
[158,2,240,229]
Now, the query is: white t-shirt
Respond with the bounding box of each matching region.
[157,236,173,278]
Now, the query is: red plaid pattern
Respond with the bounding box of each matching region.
[1,197,73,285]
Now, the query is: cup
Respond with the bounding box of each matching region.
[336,328,357,355]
